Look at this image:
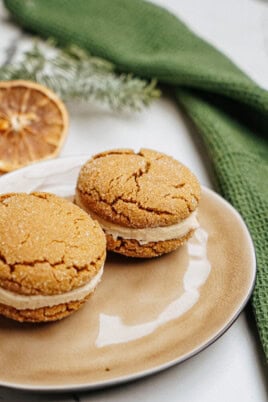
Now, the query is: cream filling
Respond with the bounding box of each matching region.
[0,265,104,310]
[90,210,199,245]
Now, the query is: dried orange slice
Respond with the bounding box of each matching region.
[0,80,68,172]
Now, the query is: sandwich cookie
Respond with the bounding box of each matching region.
[75,148,201,258]
[0,192,106,322]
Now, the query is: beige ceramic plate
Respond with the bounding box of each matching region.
[0,157,256,392]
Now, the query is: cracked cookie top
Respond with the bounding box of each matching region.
[0,192,106,296]
[76,149,201,228]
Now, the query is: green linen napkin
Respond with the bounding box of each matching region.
[4,0,268,358]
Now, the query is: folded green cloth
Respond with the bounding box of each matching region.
[4,0,268,358]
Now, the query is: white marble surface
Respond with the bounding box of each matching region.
[0,0,267,401]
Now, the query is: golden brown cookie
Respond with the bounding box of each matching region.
[75,148,201,258]
[0,192,106,322]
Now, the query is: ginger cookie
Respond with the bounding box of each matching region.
[75,148,201,258]
[0,192,106,322]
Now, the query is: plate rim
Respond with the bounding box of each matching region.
[0,156,257,392]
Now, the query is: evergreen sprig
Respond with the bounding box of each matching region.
[0,41,160,111]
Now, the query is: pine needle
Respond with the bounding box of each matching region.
[0,41,161,111]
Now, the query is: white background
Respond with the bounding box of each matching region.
[0,0,267,401]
